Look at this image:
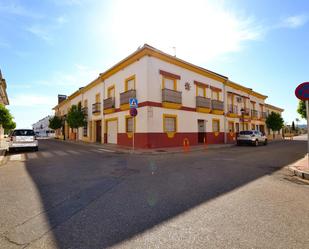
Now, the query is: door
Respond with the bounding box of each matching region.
[107,120,117,144]
[96,120,102,143]
[198,119,205,143]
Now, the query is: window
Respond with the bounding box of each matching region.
[84,99,88,107]
[252,124,255,130]
[108,86,115,98]
[126,116,134,133]
[163,114,177,137]
[212,119,220,132]
[163,77,176,90]
[196,85,206,97]
[235,123,240,132]
[212,90,220,100]
[228,122,234,132]
[95,93,100,103]
[125,76,135,91]
[83,122,88,137]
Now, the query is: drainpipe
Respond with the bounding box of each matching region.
[223,79,227,144]
[102,77,105,144]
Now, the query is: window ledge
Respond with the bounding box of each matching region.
[166,132,176,138]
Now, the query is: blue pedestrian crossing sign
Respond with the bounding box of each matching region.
[129,98,138,108]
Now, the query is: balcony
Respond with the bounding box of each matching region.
[227,104,238,117]
[196,96,211,113]
[82,107,88,118]
[120,89,136,110]
[92,103,101,115]
[162,88,182,109]
[240,108,250,117]
[103,97,115,114]
[211,100,224,114]
[251,109,258,119]
[260,111,267,120]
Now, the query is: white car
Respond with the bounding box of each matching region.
[8,129,39,152]
[236,130,267,146]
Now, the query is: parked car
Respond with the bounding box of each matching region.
[236,130,267,146]
[8,129,38,152]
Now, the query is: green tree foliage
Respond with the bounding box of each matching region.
[266,112,284,138]
[66,104,86,129]
[0,104,16,133]
[49,116,63,130]
[297,100,306,119]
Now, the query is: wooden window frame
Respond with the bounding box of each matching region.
[107,85,115,98]
[125,75,136,91]
[228,121,235,132]
[163,114,178,138]
[95,93,100,103]
[196,85,206,97]
[212,119,220,133]
[212,90,220,101]
[162,76,177,91]
[125,115,135,138]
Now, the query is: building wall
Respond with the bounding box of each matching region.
[53,47,282,148]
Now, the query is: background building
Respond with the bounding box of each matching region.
[0,70,10,142]
[53,45,284,148]
[32,115,55,137]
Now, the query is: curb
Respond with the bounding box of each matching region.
[288,166,309,180]
[53,138,235,155]
[0,149,7,165]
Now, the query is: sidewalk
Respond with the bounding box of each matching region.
[289,155,309,180]
[56,138,235,155]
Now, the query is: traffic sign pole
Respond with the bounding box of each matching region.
[306,100,309,167]
[132,116,135,153]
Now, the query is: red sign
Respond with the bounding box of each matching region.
[130,108,138,117]
[295,82,309,100]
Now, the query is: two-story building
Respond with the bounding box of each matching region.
[0,70,10,140]
[53,44,284,148]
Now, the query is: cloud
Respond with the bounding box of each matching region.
[36,64,101,90]
[26,25,52,42]
[10,94,56,107]
[98,0,263,64]
[0,2,43,19]
[25,15,69,43]
[50,0,83,6]
[279,14,308,29]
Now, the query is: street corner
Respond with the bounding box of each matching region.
[288,156,309,181]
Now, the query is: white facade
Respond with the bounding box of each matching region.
[32,116,55,137]
[53,45,283,148]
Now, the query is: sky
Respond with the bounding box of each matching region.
[0,0,308,128]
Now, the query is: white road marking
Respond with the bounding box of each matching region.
[67,150,79,155]
[97,148,115,153]
[27,153,38,159]
[40,152,53,158]
[53,151,68,156]
[9,154,25,161]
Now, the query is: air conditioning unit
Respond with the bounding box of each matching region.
[236,97,242,103]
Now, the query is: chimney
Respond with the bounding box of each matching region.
[58,94,67,104]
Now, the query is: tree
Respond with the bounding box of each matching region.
[66,104,86,129]
[297,100,306,119]
[49,116,63,130]
[266,112,284,139]
[0,104,16,133]
[291,121,295,131]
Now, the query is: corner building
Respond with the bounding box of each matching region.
[53,45,283,148]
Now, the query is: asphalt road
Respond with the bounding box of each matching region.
[0,139,308,249]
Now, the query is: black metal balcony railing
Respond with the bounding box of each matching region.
[120,89,136,105]
[196,96,211,109]
[251,109,258,118]
[241,108,250,116]
[228,104,238,114]
[162,88,182,104]
[261,111,267,119]
[82,107,88,118]
[103,97,115,110]
[211,100,224,111]
[92,102,101,114]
